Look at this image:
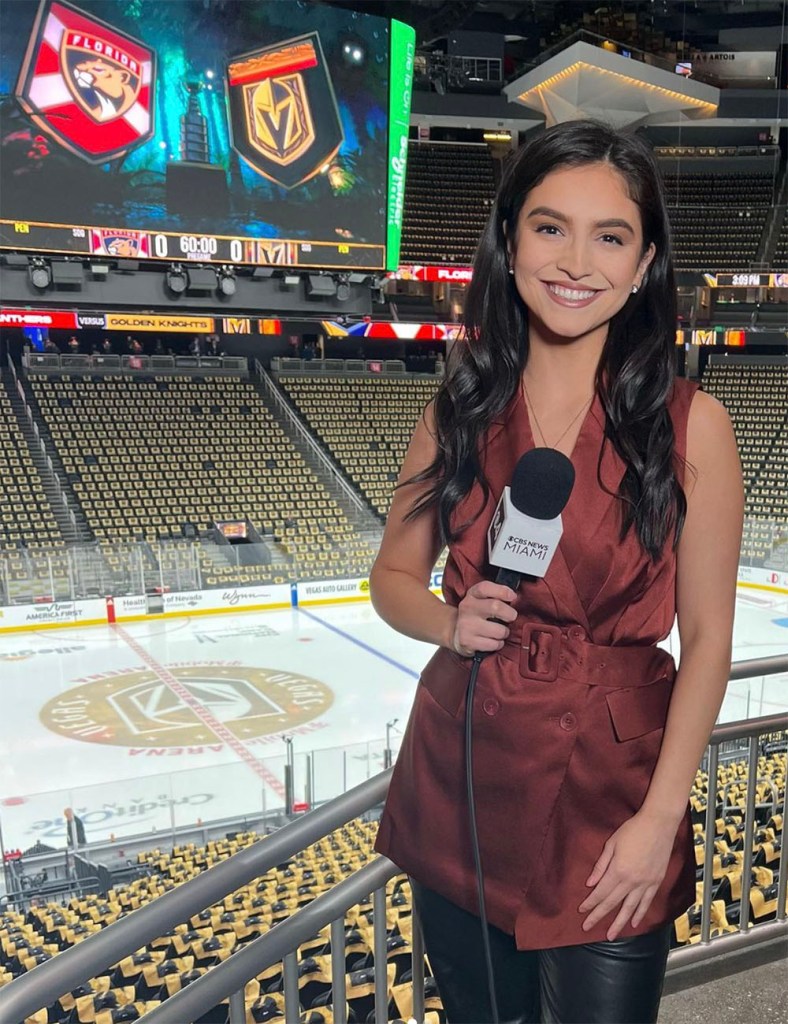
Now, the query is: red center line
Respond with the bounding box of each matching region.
[112,624,287,800]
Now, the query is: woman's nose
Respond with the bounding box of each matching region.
[556,238,593,279]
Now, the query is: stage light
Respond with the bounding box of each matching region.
[341,37,366,67]
[218,266,236,296]
[279,274,300,290]
[29,258,51,290]
[166,264,188,294]
[335,275,351,302]
[90,263,110,279]
[252,267,275,279]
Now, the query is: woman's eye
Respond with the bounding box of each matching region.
[535,224,561,235]
[601,234,624,245]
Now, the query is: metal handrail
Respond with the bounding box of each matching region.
[0,769,392,1024]
[1,656,786,1021]
[139,856,402,1024]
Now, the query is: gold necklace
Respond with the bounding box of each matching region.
[522,378,594,451]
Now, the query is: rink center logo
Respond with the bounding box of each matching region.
[40,664,333,748]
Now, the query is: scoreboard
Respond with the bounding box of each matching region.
[0,1,414,272]
[0,220,383,269]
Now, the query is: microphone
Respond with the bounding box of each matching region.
[487,448,575,592]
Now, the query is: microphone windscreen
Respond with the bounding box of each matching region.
[510,448,575,520]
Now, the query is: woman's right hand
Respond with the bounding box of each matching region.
[451,581,518,657]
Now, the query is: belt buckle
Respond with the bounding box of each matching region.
[519,622,563,682]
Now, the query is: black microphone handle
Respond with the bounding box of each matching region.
[495,567,521,592]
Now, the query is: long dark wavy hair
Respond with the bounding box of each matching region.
[406,119,693,562]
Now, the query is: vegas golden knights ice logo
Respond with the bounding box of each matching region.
[227,33,343,190]
[40,665,333,747]
[15,0,155,163]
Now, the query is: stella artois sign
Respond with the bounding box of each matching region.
[15,0,155,163]
[227,32,343,190]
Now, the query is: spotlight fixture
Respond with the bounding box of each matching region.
[335,275,351,302]
[279,273,300,290]
[29,258,51,290]
[218,266,236,296]
[166,263,188,294]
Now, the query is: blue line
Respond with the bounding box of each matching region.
[297,607,420,679]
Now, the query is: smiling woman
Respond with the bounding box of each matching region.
[370,119,744,1024]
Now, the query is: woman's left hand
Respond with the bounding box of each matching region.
[578,810,676,940]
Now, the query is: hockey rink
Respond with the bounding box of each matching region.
[0,589,786,853]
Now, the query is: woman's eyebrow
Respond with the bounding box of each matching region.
[526,205,635,234]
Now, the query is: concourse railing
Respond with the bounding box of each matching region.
[0,656,785,1024]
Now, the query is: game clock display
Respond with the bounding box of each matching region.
[0,0,414,270]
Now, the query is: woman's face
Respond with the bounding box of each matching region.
[508,161,656,343]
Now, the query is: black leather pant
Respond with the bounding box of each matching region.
[411,880,672,1024]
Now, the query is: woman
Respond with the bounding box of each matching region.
[370,121,743,1023]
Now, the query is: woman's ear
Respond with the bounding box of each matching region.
[636,242,656,288]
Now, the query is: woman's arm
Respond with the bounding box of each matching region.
[579,388,745,938]
[369,403,517,655]
[639,388,745,826]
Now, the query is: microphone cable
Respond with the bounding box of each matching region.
[465,651,500,1024]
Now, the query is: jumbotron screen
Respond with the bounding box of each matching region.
[0,0,414,270]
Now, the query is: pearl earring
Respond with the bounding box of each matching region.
[631,284,639,294]
[508,267,514,275]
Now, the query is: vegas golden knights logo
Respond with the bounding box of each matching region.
[227,32,343,190]
[246,73,314,168]
[40,665,333,747]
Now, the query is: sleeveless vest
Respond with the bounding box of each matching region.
[375,376,700,950]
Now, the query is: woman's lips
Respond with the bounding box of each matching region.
[542,281,603,308]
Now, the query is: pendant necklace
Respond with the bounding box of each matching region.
[522,378,594,452]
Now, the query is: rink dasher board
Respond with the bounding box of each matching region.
[0,565,778,632]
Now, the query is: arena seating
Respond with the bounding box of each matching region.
[0,380,61,552]
[700,362,788,567]
[2,749,783,1020]
[276,375,440,519]
[26,374,378,585]
[681,746,786,945]
[657,171,774,272]
[772,206,788,271]
[0,821,444,1024]
[400,142,496,265]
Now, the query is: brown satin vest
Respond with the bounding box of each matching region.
[375,376,701,950]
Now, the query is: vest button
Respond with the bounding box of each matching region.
[482,698,500,717]
[559,712,577,731]
[568,626,586,641]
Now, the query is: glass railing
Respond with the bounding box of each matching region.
[0,533,385,605]
[1,516,783,605]
[0,734,401,868]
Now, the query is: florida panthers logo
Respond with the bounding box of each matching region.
[67,52,140,122]
[15,0,155,162]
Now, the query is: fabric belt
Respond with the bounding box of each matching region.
[497,620,676,688]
